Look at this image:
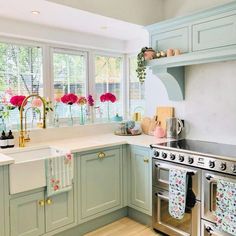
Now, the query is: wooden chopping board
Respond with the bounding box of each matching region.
[156,107,175,130]
[141,117,151,135]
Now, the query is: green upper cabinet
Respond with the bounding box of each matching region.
[10,191,45,236]
[0,167,5,236]
[192,13,236,51]
[128,146,152,216]
[151,27,189,53]
[79,147,122,222]
[45,189,74,233]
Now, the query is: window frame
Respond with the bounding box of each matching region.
[0,36,129,127]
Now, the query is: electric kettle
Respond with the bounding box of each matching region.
[166,117,183,139]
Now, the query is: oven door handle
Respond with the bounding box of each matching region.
[206,174,236,183]
[155,191,169,201]
[205,225,223,236]
[155,162,197,175]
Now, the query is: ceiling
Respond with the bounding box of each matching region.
[0,0,149,41]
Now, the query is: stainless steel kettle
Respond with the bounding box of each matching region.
[166,117,184,139]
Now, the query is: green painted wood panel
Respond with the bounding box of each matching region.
[129,146,152,215]
[193,14,236,51]
[0,167,4,236]
[151,27,189,53]
[10,192,45,236]
[45,188,74,232]
[80,148,122,219]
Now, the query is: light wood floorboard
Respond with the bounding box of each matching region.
[85,217,162,236]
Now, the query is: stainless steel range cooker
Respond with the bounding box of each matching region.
[151,139,236,236]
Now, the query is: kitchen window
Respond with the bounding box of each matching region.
[0,41,43,126]
[94,54,123,117]
[128,56,145,118]
[52,49,87,119]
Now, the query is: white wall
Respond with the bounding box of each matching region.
[145,1,236,144]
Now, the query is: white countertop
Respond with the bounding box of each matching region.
[0,133,167,166]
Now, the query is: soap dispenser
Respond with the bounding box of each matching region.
[0,131,8,149]
[7,130,15,148]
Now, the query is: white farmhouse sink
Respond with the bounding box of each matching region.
[8,146,67,194]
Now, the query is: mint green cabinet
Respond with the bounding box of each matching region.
[10,191,45,236]
[45,190,74,232]
[128,146,152,215]
[151,27,189,53]
[192,14,236,51]
[10,188,74,236]
[79,147,122,222]
[0,167,5,236]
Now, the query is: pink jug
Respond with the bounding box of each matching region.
[154,122,165,138]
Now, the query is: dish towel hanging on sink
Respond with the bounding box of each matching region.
[45,153,74,197]
[215,179,236,235]
[169,168,188,219]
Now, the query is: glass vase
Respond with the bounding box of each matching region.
[107,102,110,122]
[67,105,73,126]
[88,106,95,123]
[79,106,85,125]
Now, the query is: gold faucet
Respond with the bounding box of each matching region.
[19,94,46,147]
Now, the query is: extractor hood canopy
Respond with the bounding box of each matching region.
[145,2,236,101]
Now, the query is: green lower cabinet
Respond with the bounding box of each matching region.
[0,167,5,236]
[128,146,152,215]
[10,189,74,236]
[10,191,45,236]
[79,147,122,221]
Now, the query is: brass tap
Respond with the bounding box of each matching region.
[19,94,46,147]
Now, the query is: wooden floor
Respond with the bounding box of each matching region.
[85,217,162,236]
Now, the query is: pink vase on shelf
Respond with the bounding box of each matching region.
[154,122,165,139]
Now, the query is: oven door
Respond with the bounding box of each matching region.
[201,219,232,236]
[202,170,236,223]
[153,187,200,236]
[152,160,201,200]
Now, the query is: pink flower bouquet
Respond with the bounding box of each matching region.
[10,95,27,110]
[61,93,78,105]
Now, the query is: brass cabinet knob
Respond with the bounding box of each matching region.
[46,198,53,205]
[98,152,106,159]
[38,200,45,207]
[143,158,149,163]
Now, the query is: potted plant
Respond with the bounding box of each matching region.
[136,47,156,83]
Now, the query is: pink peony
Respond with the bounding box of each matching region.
[61,93,78,105]
[87,95,94,106]
[10,95,27,108]
[100,92,116,103]
[54,95,62,103]
[32,98,43,108]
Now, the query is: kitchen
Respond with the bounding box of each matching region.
[0,0,236,236]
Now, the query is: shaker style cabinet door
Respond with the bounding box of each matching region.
[10,192,45,236]
[80,147,122,220]
[45,188,74,232]
[128,146,152,215]
[0,167,5,236]
[151,27,189,53]
[192,14,236,51]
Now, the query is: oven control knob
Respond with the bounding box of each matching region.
[209,161,215,169]
[162,152,167,159]
[179,155,184,162]
[220,162,227,171]
[170,154,176,160]
[188,157,194,164]
[231,164,236,173]
[154,150,160,157]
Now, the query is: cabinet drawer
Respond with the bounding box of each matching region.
[151,27,189,53]
[192,14,236,51]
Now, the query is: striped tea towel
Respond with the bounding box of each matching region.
[45,153,73,197]
[169,168,188,219]
[215,179,236,235]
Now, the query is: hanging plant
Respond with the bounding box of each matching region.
[136,47,156,83]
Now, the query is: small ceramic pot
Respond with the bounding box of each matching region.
[167,48,174,57]
[174,49,181,56]
[160,51,166,57]
[144,49,156,60]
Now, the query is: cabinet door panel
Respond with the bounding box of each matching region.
[129,147,151,215]
[0,167,4,236]
[151,27,189,53]
[80,148,122,219]
[192,14,236,51]
[10,192,45,236]
[45,189,74,232]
